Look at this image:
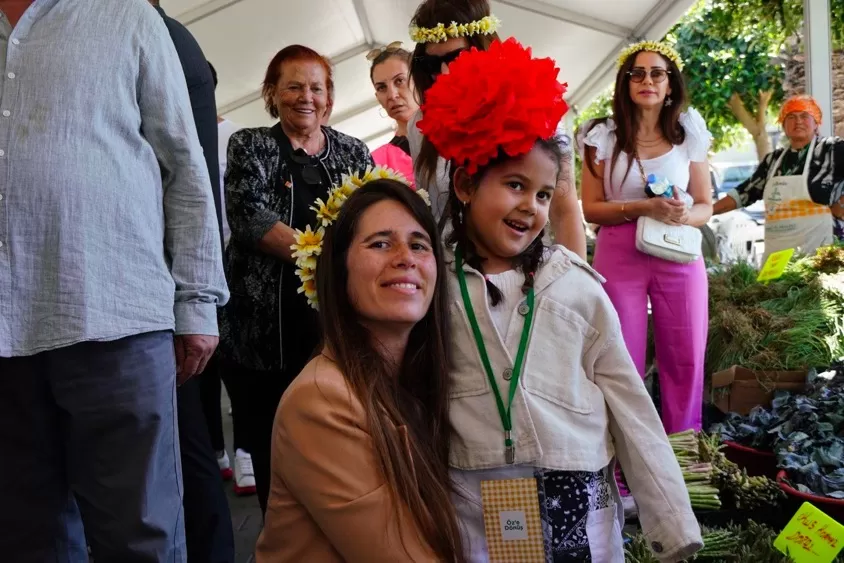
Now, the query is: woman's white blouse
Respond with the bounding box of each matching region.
[578,107,712,202]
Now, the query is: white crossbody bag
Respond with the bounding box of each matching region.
[632,155,701,264]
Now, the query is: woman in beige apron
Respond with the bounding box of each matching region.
[713,95,844,259]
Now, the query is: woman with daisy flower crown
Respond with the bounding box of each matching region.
[256,177,464,562]
[578,41,713,437]
[418,38,702,562]
[406,0,587,259]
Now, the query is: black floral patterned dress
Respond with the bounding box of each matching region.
[218,124,374,375]
[535,468,615,562]
[451,464,621,563]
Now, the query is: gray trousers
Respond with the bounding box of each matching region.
[0,331,185,562]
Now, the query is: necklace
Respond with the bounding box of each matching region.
[636,136,665,147]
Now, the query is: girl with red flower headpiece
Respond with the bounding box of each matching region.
[418,38,702,563]
[405,0,587,260]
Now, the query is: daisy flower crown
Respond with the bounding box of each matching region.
[617,40,684,70]
[290,166,431,309]
[409,14,501,44]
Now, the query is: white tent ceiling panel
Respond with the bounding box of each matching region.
[329,54,379,118]
[332,103,394,143]
[490,2,620,92]
[168,0,211,17]
[534,0,657,29]
[222,98,266,128]
[188,0,366,112]
[173,0,696,139]
[360,0,420,45]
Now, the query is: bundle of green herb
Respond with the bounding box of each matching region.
[624,521,798,562]
[625,520,844,562]
[706,244,844,374]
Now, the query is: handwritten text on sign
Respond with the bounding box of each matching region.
[757,248,795,282]
[774,502,844,563]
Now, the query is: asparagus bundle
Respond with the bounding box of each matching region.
[668,430,722,511]
[697,432,784,510]
[625,522,802,562]
[693,530,740,559]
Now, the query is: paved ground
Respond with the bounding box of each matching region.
[219,389,263,563]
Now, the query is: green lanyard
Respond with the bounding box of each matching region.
[455,249,535,464]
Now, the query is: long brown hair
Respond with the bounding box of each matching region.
[583,49,687,188]
[315,179,464,562]
[410,0,500,191]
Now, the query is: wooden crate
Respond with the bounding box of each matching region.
[710,366,807,415]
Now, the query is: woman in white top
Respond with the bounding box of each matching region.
[579,41,713,435]
[406,0,587,258]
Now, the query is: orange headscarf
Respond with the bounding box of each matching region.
[778,94,823,125]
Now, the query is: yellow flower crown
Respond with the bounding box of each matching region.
[617,40,684,70]
[409,14,501,44]
[290,166,431,309]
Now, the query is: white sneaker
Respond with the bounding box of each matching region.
[217,450,233,481]
[233,449,256,496]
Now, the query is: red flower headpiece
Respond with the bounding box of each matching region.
[417,38,568,175]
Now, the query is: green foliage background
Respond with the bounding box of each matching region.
[573,0,844,160]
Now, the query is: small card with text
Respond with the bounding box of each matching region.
[757,248,795,282]
[774,502,844,563]
[481,478,545,562]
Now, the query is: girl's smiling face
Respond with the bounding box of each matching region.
[454,143,558,274]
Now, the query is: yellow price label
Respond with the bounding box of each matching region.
[757,248,795,282]
[774,502,844,563]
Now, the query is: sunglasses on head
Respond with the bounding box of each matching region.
[366,41,404,61]
[414,48,467,76]
[627,68,671,83]
[289,149,323,187]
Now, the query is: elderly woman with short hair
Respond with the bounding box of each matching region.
[713,94,844,258]
[218,44,374,514]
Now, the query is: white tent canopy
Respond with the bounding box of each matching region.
[169,0,696,149]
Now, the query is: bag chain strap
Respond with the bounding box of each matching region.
[632,149,648,187]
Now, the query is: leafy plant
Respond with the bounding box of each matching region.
[697,432,785,510]
[670,2,784,157]
[625,520,797,562]
[712,371,844,498]
[706,244,844,374]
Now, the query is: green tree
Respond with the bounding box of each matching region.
[573,87,613,130]
[670,3,784,158]
[705,0,844,48]
[575,0,844,158]
[703,0,844,137]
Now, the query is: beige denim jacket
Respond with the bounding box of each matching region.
[446,245,702,562]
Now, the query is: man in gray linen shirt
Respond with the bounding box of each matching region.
[0,0,229,561]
